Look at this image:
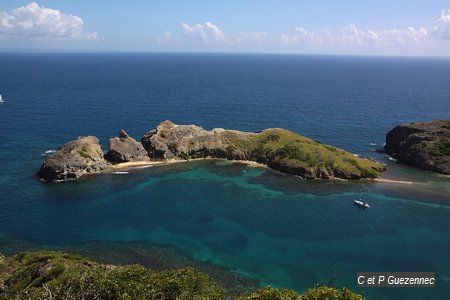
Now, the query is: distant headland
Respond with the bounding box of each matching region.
[38,120,386,183]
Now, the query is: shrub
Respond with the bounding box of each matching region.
[1,252,365,300]
[301,286,363,300]
[434,137,450,156]
[237,286,301,299]
[78,147,92,160]
[1,252,224,300]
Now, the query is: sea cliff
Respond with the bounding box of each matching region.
[381,120,450,175]
[38,121,385,182]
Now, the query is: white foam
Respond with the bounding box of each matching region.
[386,155,398,162]
[113,171,129,175]
[42,149,56,156]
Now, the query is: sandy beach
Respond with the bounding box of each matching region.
[109,158,269,172]
[374,178,415,185]
[228,159,268,168]
[110,159,196,170]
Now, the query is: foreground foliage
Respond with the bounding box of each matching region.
[238,286,362,300]
[0,251,363,300]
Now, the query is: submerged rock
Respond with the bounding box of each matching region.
[37,136,109,182]
[142,120,385,179]
[106,129,150,163]
[382,120,450,175]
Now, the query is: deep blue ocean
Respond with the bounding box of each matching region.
[0,53,449,299]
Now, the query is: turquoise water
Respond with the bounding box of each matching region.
[1,161,449,299]
[0,53,449,299]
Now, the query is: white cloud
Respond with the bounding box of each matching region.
[0,2,97,40]
[281,24,429,46]
[158,9,449,54]
[341,24,428,44]
[281,27,325,44]
[236,31,275,45]
[162,22,269,46]
[235,32,269,44]
[432,9,450,40]
[156,30,173,44]
[280,9,450,47]
[180,21,225,43]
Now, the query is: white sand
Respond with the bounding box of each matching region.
[110,157,222,171]
[228,160,268,168]
[110,158,269,172]
[375,178,414,185]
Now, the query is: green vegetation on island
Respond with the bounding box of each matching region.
[78,147,93,160]
[250,129,382,179]
[142,121,385,180]
[0,251,363,300]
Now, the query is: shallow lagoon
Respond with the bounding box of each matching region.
[1,160,449,299]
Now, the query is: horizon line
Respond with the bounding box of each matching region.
[1,49,450,59]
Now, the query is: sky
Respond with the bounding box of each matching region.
[0,1,449,56]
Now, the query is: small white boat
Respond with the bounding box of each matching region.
[354,199,370,209]
[0,94,4,103]
[112,171,129,175]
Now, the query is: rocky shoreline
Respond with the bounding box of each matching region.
[38,121,386,182]
[380,120,449,175]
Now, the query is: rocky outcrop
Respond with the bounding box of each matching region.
[382,120,450,174]
[142,120,385,179]
[106,129,150,163]
[38,136,110,182]
[38,129,152,182]
[141,121,255,160]
[38,121,386,182]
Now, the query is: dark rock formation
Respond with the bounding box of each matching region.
[382,120,450,174]
[37,136,109,182]
[106,129,150,163]
[142,120,385,179]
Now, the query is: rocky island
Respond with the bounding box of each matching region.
[37,136,110,182]
[382,120,450,175]
[38,121,385,182]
